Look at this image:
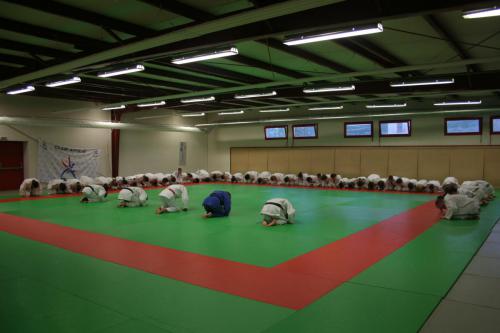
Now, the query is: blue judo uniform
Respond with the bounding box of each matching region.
[202,191,231,217]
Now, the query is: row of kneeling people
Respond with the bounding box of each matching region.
[435,177,496,220]
[19,170,495,198]
[82,184,295,227]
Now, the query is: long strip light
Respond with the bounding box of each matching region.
[181,96,215,103]
[6,85,35,95]
[45,76,81,88]
[195,108,496,127]
[284,23,383,46]
[366,103,407,109]
[390,78,454,87]
[172,47,238,65]
[102,105,126,111]
[182,112,205,117]
[218,110,245,115]
[308,106,343,110]
[259,108,290,113]
[137,101,165,108]
[98,64,145,78]
[463,7,500,19]
[303,85,355,93]
[434,100,482,106]
[234,91,277,99]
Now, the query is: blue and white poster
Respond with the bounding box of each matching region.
[37,140,100,181]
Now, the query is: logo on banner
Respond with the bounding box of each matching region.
[60,156,77,179]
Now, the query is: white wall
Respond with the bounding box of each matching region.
[207,113,500,171]
[0,95,209,179]
[118,110,208,175]
[0,95,112,178]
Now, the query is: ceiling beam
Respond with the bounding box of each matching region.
[8,0,154,37]
[143,65,236,88]
[424,14,478,72]
[125,0,495,62]
[138,0,216,22]
[257,38,354,74]
[152,59,267,84]
[0,0,348,89]
[232,55,306,79]
[335,38,422,77]
[0,18,111,50]
[0,54,41,69]
[0,39,75,58]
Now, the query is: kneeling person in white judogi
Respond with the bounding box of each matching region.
[156,184,189,214]
[19,178,42,197]
[435,194,480,220]
[81,184,108,203]
[260,198,296,227]
[118,187,148,207]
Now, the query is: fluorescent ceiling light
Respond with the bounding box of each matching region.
[303,85,355,93]
[463,7,500,19]
[284,23,383,46]
[6,85,35,95]
[98,64,145,78]
[102,105,126,111]
[259,108,290,113]
[45,76,81,88]
[366,103,407,109]
[181,96,215,103]
[308,106,344,110]
[218,110,245,115]
[234,91,277,99]
[195,108,493,127]
[172,47,238,64]
[390,78,454,87]
[182,112,205,117]
[137,101,165,108]
[434,100,482,106]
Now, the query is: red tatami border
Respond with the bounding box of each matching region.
[0,200,440,309]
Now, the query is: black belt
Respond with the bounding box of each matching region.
[83,185,98,195]
[264,201,288,219]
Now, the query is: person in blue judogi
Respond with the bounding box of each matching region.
[202,191,232,218]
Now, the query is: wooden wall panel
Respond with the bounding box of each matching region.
[247,149,268,171]
[450,148,484,182]
[388,149,418,178]
[418,149,450,181]
[360,149,388,176]
[308,148,335,174]
[267,148,289,173]
[288,149,310,173]
[230,146,500,186]
[230,148,248,173]
[484,148,500,187]
[334,149,361,177]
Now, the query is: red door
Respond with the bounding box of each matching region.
[0,141,24,190]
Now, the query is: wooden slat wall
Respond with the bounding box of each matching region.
[230,146,500,186]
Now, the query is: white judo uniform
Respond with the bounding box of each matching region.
[283,174,298,185]
[232,172,244,183]
[416,179,428,192]
[257,171,272,184]
[19,178,42,197]
[426,180,442,193]
[260,198,296,225]
[443,177,460,187]
[270,173,285,185]
[118,187,148,207]
[443,194,480,220]
[47,179,69,194]
[80,176,95,186]
[223,172,232,182]
[158,184,189,212]
[81,185,107,202]
[244,171,258,183]
[211,170,224,181]
[196,169,211,181]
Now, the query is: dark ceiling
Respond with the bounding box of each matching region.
[0,0,499,117]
